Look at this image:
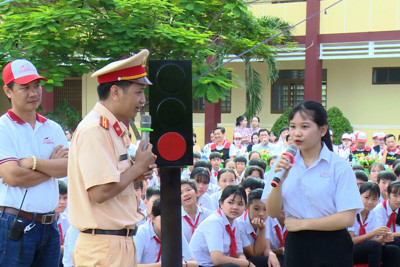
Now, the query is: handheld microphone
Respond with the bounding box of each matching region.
[270,145,298,187]
[140,114,152,151]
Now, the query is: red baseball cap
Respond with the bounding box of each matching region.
[2,59,48,85]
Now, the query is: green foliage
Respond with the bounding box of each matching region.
[327,107,353,145]
[244,59,263,119]
[271,107,292,136]
[0,0,294,107]
[39,99,81,130]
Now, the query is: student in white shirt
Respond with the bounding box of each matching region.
[266,100,363,267]
[369,162,386,184]
[265,210,286,265]
[137,186,160,227]
[348,182,400,266]
[190,167,213,210]
[134,199,198,267]
[193,160,220,195]
[210,168,237,211]
[237,189,279,267]
[377,171,397,203]
[181,179,212,243]
[189,185,256,267]
[373,180,400,247]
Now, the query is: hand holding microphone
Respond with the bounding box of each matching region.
[271,145,298,187]
[140,114,152,151]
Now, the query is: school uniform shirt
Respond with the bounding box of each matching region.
[264,143,363,219]
[181,168,192,179]
[68,102,144,231]
[182,205,213,242]
[206,183,220,196]
[348,212,377,236]
[62,226,80,267]
[134,221,193,264]
[189,210,244,267]
[147,172,159,188]
[198,193,213,211]
[210,190,222,211]
[0,110,67,213]
[237,210,267,248]
[265,217,287,249]
[373,200,400,233]
[57,211,70,246]
[210,168,220,185]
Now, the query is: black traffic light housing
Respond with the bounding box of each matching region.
[148,60,193,167]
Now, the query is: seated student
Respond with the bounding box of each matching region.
[248,159,266,174]
[349,182,400,267]
[248,151,261,162]
[377,171,397,202]
[241,177,265,198]
[181,179,213,243]
[247,133,260,153]
[392,159,400,171]
[237,189,279,267]
[394,164,400,180]
[135,199,198,267]
[242,166,264,180]
[373,181,400,247]
[354,170,368,189]
[265,210,286,266]
[182,152,202,179]
[137,186,161,227]
[352,164,366,172]
[224,159,240,183]
[62,226,80,267]
[190,185,256,267]
[369,162,386,184]
[135,180,147,215]
[210,168,238,211]
[234,156,247,181]
[56,180,70,263]
[210,152,223,185]
[193,160,220,195]
[190,167,213,210]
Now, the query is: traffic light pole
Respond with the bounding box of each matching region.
[160,167,182,267]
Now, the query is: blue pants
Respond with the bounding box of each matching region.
[0,211,60,267]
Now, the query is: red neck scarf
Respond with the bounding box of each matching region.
[356,214,368,236]
[152,235,162,262]
[183,213,200,234]
[383,200,397,232]
[217,209,237,258]
[274,224,288,248]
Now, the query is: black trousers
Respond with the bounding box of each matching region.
[284,229,353,267]
[353,240,400,267]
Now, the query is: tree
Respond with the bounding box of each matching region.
[0,0,293,107]
[327,107,353,145]
[271,107,291,136]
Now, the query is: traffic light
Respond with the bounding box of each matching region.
[148,60,193,167]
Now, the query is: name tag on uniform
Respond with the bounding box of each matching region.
[119,154,128,161]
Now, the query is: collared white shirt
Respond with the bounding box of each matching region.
[265,217,287,249]
[0,110,67,213]
[348,211,377,236]
[182,205,212,243]
[237,210,267,248]
[62,226,80,267]
[189,211,243,267]
[134,221,193,264]
[263,143,363,219]
[209,190,222,211]
[206,183,220,196]
[372,200,400,233]
[210,168,220,185]
[198,193,213,211]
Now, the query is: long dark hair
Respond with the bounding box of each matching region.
[236,115,247,127]
[289,100,333,151]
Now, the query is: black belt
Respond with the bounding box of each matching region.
[0,206,55,225]
[82,228,136,237]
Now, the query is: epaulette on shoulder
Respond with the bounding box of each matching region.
[100,116,110,130]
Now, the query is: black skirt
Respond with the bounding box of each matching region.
[284,229,353,267]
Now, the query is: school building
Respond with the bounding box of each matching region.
[1,0,399,147]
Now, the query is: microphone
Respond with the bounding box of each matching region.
[140,114,152,151]
[270,145,298,187]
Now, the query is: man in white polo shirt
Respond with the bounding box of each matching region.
[0,59,68,266]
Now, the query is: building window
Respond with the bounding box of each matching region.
[373,67,400,84]
[193,89,232,113]
[271,69,327,113]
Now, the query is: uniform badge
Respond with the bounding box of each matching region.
[113,121,123,137]
[100,116,109,130]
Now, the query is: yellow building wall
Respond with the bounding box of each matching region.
[253,0,400,35]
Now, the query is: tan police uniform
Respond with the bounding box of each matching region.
[68,50,152,267]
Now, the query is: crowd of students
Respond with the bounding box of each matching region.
[55,109,400,267]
